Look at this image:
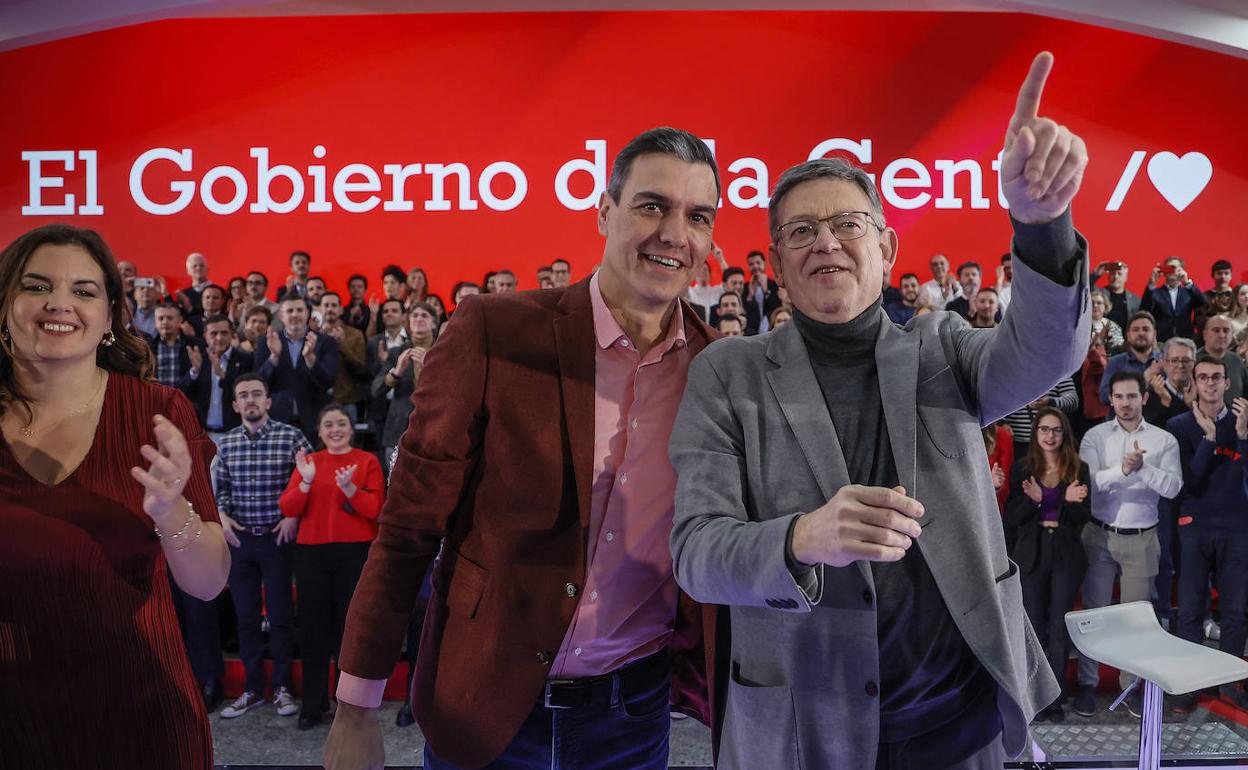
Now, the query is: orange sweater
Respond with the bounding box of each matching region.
[279,447,383,544]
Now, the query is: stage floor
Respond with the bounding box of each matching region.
[210,691,1248,769]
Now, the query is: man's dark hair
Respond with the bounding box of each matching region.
[155,301,183,317]
[496,269,516,279]
[717,292,739,308]
[306,275,326,288]
[379,298,405,316]
[768,157,885,236]
[381,264,406,284]
[451,281,480,302]
[244,305,272,323]
[976,286,999,297]
[716,314,745,330]
[1000,253,1012,264]
[290,250,311,265]
[202,314,233,332]
[347,273,368,288]
[900,273,919,283]
[1194,353,1228,375]
[200,283,226,300]
[1212,259,1233,274]
[606,127,721,203]
[551,259,571,270]
[537,265,552,273]
[246,270,268,286]
[746,250,765,261]
[1108,370,1146,396]
[722,267,745,283]
[957,261,982,277]
[1127,310,1157,329]
[319,291,341,305]
[233,372,269,397]
[280,294,310,308]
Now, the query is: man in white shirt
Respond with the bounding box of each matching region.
[919,252,961,310]
[1075,369,1182,717]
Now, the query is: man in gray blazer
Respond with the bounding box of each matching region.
[670,53,1091,769]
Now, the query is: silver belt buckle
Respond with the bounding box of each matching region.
[544,679,577,709]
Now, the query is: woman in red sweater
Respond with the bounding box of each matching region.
[280,403,384,729]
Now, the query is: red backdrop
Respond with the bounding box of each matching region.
[1,11,1245,299]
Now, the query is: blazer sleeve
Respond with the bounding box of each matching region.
[669,351,825,612]
[339,295,489,683]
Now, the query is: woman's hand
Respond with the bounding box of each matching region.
[295,448,316,485]
[1064,481,1089,503]
[131,414,193,525]
[1021,476,1043,505]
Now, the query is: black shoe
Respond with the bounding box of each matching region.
[395,701,415,727]
[1124,689,1143,719]
[297,712,323,731]
[201,679,224,713]
[1044,702,1067,723]
[1169,691,1200,714]
[1073,685,1097,717]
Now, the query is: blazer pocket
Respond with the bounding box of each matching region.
[917,405,977,459]
[721,663,802,770]
[445,549,487,620]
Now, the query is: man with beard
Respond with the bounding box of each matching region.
[318,292,369,423]
[885,273,922,325]
[277,250,312,302]
[743,250,782,335]
[1100,311,1161,405]
[187,316,255,438]
[969,288,1001,329]
[259,296,340,442]
[943,261,981,318]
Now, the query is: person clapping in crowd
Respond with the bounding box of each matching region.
[1198,314,1246,405]
[1089,289,1124,350]
[371,303,437,470]
[317,292,368,425]
[279,404,384,730]
[186,315,254,440]
[1144,338,1196,426]
[1100,311,1160,405]
[149,301,205,390]
[1004,408,1091,724]
[258,295,340,442]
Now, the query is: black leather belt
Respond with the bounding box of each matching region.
[241,525,276,536]
[1095,519,1156,536]
[542,651,669,710]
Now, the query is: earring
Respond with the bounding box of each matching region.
[101,330,116,347]
[0,325,8,343]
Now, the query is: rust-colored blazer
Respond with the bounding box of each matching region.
[339,278,721,768]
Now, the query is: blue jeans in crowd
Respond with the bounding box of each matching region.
[228,530,295,694]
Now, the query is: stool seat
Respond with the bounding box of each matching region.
[1065,601,1248,695]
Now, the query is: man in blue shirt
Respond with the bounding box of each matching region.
[1100,311,1160,405]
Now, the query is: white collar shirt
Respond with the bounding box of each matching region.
[1078,418,1183,528]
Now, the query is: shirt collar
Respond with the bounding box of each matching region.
[1111,418,1153,435]
[589,271,687,352]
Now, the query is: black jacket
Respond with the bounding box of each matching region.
[186,347,256,431]
[1003,460,1092,576]
[256,332,340,440]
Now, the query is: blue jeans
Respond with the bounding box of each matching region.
[228,530,295,693]
[423,658,671,770]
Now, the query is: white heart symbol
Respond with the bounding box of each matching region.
[1146,152,1212,212]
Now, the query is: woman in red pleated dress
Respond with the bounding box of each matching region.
[0,224,230,769]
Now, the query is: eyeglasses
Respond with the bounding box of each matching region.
[1165,357,1194,365]
[1195,373,1227,384]
[1036,426,1065,436]
[774,211,882,250]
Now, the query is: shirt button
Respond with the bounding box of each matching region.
[574,647,582,656]
[605,531,615,542]
[631,418,639,430]
[865,681,879,697]
[565,582,579,598]
[590,590,598,601]
[620,473,628,484]
[537,651,553,665]
[862,590,872,604]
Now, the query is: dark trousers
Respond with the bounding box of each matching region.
[1153,497,1180,623]
[401,567,435,702]
[423,654,671,770]
[169,572,224,686]
[1020,530,1084,697]
[293,541,370,716]
[1178,527,1248,658]
[228,530,295,694]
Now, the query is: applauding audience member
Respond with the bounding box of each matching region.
[1089,289,1124,350]
[280,405,384,730]
[884,273,921,325]
[258,295,340,442]
[1075,370,1182,716]
[186,315,255,439]
[1198,314,1246,406]
[1100,311,1160,405]
[149,302,205,391]
[1004,408,1091,723]
[1144,338,1197,427]
[318,292,368,424]
[372,303,437,469]
[968,287,1001,329]
[984,422,1014,514]
[1167,359,1248,711]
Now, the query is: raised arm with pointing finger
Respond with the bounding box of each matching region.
[669,52,1091,768]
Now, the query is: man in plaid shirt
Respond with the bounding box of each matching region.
[213,372,312,720]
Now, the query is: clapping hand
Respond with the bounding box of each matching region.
[130,415,193,524]
[377,339,391,364]
[187,345,203,373]
[1064,481,1089,504]
[999,52,1088,225]
[208,348,224,378]
[991,462,1006,490]
[335,464,358,496]
[1232,397,1248,439]
[394,347,418,375]
[302,331,319,367]
[1021,476,1043,504]
[266,327,282,363]
[295,448,316,485]
[1121,440,1147,475]
[1192,401,1218,440]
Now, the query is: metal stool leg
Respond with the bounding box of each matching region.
[1138,678,1163,770]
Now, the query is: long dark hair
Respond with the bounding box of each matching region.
[1023,407,1080,485]
[0,224,154,420]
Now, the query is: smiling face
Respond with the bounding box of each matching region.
[596,153,717,312]
[769,178,897,324]
[318,408,353,453]
[6,244,112,367]
[1035,413,1065,453]
[900,275,919,303]
[1193,360,1229,406]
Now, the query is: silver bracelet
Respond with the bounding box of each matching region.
[155,501,198,540]
[171,516,204,552]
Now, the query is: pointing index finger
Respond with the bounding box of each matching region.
[1012,51,1053,125]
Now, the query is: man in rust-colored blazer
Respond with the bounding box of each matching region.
[323,127,722,770]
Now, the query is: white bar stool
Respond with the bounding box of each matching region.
[1065,601,1248,770]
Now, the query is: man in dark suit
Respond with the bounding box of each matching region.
[148,302,206,393]
[743,250,782,334]
[275,250,312,303]
[323,127,720,770]
[186,315,256,435]
[1140,256,1207,342]
[257,295,339,441]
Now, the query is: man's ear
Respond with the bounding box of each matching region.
[597,192,612,237]
[880,227,899,276]
[769,243,784,288]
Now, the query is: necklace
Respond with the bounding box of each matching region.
[18,372,107,437]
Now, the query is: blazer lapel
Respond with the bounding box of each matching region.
[874,315,929,526]
[553,280,597,528]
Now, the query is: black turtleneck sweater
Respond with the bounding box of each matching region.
[794,300,996,752]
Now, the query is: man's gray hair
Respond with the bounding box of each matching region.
[606,127,721,203]
[768,157,885,237]
[1164,337,1197,356]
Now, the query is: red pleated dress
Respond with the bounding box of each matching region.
[0,373,219,769]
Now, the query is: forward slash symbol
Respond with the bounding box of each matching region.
[1106,151,1147,212]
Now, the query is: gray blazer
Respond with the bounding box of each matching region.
[670,244,1090,768]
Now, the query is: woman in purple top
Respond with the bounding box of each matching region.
[1004,406,1091,724]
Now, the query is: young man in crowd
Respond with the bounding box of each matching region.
[721,265,747,302]
[324,127,719,770]
[1140,256,1207,343]
[305,276,327,310]
[996,253,1013,311]
[1076,371,1182,716]
[1092,260,1140,332]
[258,296,340,442]
[550,258,573,288]
[716,314,745,337]
[919,252,959,310]
[277,250,312,301]
[187,283,227,337]
[711,290,744,329]
[149,302,205,391]
[743,249,782,335]
[366,298,409,379]
[1167,357,1248,711]
[238,305,272,354]
[884,273,921,325]
[969,287,1001,329]
[1100,311,1160,404]
[344,274,372,333]
[243,271,281,321]
[1198,314,1247,405]
[187,315,255,439]
[1203,260,1236,318]
[215,373,312,721]
[942,261,981,318]
[318,292,369,423]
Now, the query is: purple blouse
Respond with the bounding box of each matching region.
[1040,484,1062,524]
